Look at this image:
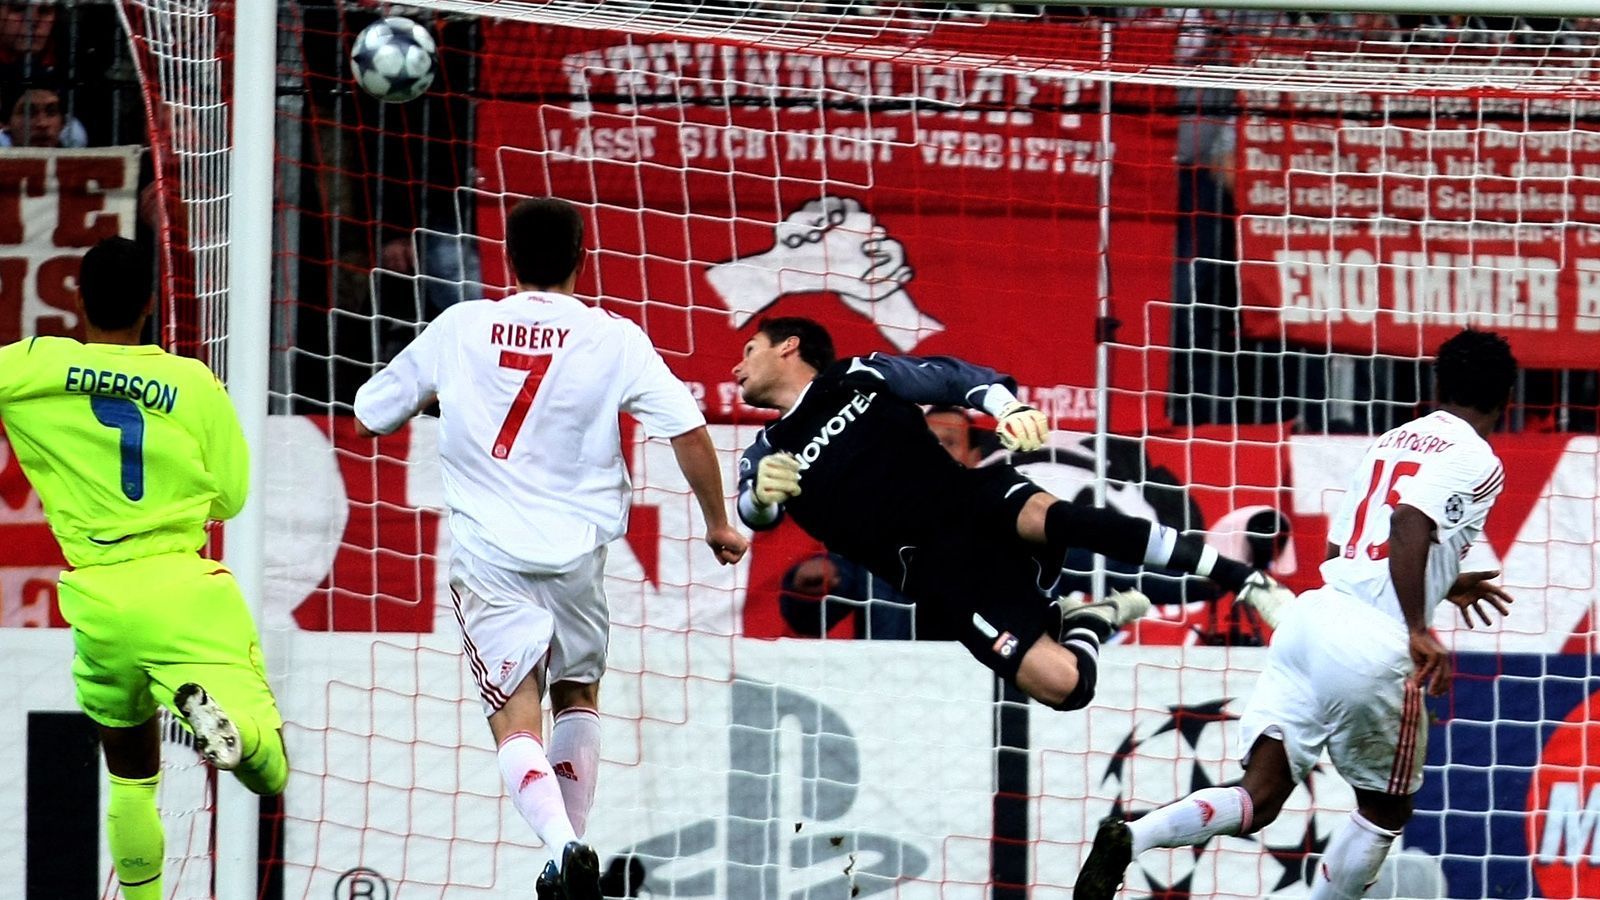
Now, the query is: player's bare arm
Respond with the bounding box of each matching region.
[1448,570,1514,629]
[670,425,748,565]
[1389,503,1450,696]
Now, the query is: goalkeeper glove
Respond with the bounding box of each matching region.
[755,452,803,506]
[996,401,1049,452]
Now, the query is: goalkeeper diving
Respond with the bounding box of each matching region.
[0,238,288,900]
[733,317,1291,710]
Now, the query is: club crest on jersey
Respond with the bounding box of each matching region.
[794,391,876,470]
[1445,494,1465,524]
[993,631,1019,658]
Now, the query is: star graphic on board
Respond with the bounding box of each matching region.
[1102,699,1235,787]
[1260,763,1336,892]
[1097,699,1349,899]
[1102,700,1241,900]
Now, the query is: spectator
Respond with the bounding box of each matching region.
[1167,9,1257,427]
[379,209,487,325]
[0,2,145,150]
[925,404,984,468]
[283,7,477,413]
[0,0,56,81]
[1,84,89,148]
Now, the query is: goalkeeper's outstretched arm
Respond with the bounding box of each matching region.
[846,352,1015,408]
[847,353,1049,452]
[670,425,748,565]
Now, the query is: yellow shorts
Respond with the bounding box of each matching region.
[57,552,282,732]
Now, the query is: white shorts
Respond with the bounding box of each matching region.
[1237,586,1427,796]
[447,546,610,716]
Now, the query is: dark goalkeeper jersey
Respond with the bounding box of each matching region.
[736,354,1023,583]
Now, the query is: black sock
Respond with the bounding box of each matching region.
[1043,501,1155,570]
[1043,501,1255,593]
[1207,556,1254,593]
[1164,533,1253,592]
[1055,630,1101,711]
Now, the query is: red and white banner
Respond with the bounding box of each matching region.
[1237,106,1600,367]
[0,147,141,344]
[472,23,1181,430]
[0,426,68,627]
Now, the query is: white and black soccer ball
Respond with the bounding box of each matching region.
[350,16,437,103]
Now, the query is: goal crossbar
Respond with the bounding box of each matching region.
[1068,0,1600,16]
[412,1,1600,97]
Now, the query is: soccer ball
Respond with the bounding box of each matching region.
[350,17,436,103]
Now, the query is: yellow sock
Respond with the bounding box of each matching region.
[235,723,289,796]
[107,773,163,900]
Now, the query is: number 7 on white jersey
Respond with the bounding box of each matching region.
[492,350,552,459]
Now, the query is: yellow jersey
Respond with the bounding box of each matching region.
[0,337,247,567]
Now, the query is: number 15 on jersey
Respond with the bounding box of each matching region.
[1344,458,1421,561]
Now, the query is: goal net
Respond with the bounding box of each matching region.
[97,2,1600,898]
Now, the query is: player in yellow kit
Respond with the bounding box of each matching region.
[0,237,287,899]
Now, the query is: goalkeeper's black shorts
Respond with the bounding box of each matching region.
[897,465,1056,680]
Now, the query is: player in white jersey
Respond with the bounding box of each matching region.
[354,198,748,900]
[1076,329,1519,900]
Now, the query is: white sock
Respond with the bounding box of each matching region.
[1128,786,1252,854]
[1143,523,1179,568]
[497,731,579,850]
[549,707,602,838]
[1309,811,1399,900]
[1142,524,1223,577]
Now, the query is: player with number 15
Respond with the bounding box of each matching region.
[1076,328,1519,900]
